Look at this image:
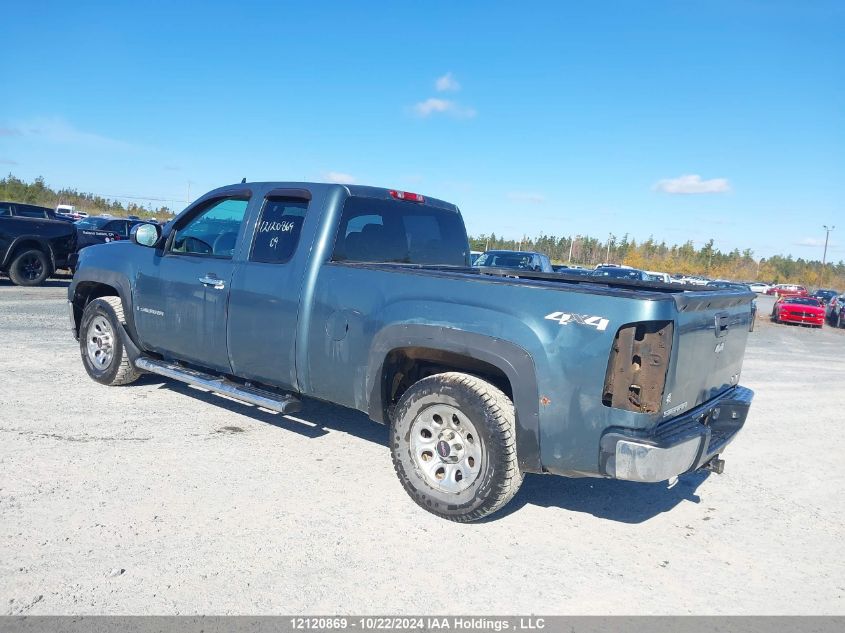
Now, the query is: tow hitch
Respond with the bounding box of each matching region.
[702,456,725,474]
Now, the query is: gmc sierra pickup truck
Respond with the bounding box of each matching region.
[69,182,755,521]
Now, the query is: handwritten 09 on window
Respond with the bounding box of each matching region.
[250,198,308,264]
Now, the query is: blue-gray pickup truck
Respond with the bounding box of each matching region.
[69,182,754,521]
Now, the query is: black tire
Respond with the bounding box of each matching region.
[79,297,141,386]
[390,372,523,522]
[8,249,51,286]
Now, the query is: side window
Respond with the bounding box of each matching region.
[0,203,12,217]
[249,198,308,264]
[170,198,249,258]
[16,206,48,219]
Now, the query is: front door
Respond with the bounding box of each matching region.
[134,196,250,373]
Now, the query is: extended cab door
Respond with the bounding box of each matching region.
[227,189,314,391]
[133,195,251,373]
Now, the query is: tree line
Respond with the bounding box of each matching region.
[469,233,845,289]
[1,174,173,220]
[2,174,841,289]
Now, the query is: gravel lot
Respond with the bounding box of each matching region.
[1,281,843,615]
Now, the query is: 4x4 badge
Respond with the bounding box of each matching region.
[545,311,609,332]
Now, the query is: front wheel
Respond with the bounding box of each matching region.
[79,297,141,386]
[390,372,523,522]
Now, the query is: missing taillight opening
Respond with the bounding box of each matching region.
[602,320,673,414]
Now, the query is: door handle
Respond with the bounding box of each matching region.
[199,276,226,289]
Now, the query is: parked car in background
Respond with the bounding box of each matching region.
[554,265,593,276]
[771,297,825,328]
[766,284,807,298]
[469,250,482,265]
[591,266,651,281]
[748,282,771,293]
[0,201,77,285]
[811,289,839,306]
[645,270,671,283]
[75,216,154,251]
[826,295,845,328]
[474,249,554,272]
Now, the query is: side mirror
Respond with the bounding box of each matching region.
[131,223,161,247]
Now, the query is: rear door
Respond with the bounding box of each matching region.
[227,189,313,390]
[133,196,250,373]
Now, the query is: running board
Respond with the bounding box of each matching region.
[135,357,301,415]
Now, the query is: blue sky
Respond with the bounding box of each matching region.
[1,1,842,260]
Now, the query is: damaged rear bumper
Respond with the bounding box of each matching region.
[599,385,753,483]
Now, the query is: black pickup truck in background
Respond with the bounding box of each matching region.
[0,200,77,285]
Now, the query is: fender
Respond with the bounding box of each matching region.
[365,324,542,473]
[2,235,56,269]
[68,266,142,347]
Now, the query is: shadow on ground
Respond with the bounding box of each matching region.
[0,277,71,288]
[144,374,708,524]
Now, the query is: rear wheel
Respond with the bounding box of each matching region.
[390,372,523,522]
[79,297,140,386]
[8,249,51,286]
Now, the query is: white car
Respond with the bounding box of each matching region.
[645,270,671,283]
[748,282,771,293]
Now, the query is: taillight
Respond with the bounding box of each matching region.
[602,320,674,414]
[389,190,425,203]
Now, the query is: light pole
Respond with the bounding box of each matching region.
[822,225,835,286]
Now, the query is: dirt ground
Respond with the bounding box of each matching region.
[1,281,843,615]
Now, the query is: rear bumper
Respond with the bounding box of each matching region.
[599,385,753,483]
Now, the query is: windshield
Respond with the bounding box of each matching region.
[783,298,821,306]
[75,217,110,229]
[475,252,536,269]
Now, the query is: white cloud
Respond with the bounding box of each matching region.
[435,72,460,92]
[0,159,18,165]
[413,98,477,119]
[653,174,731,194]
[325,171,356,184]
[6,117,133,150]
[507,191,546,204]
[795,237,833,248]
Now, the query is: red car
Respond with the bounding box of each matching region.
[771,297,825,328]
[765,284,808,298]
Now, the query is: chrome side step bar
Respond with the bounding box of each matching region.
[135,357,301,415]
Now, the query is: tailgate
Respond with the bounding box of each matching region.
[663,290,754,417]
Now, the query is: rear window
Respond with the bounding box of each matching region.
[332,197,468,266]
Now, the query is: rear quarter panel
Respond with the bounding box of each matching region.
[304,265,680,475]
